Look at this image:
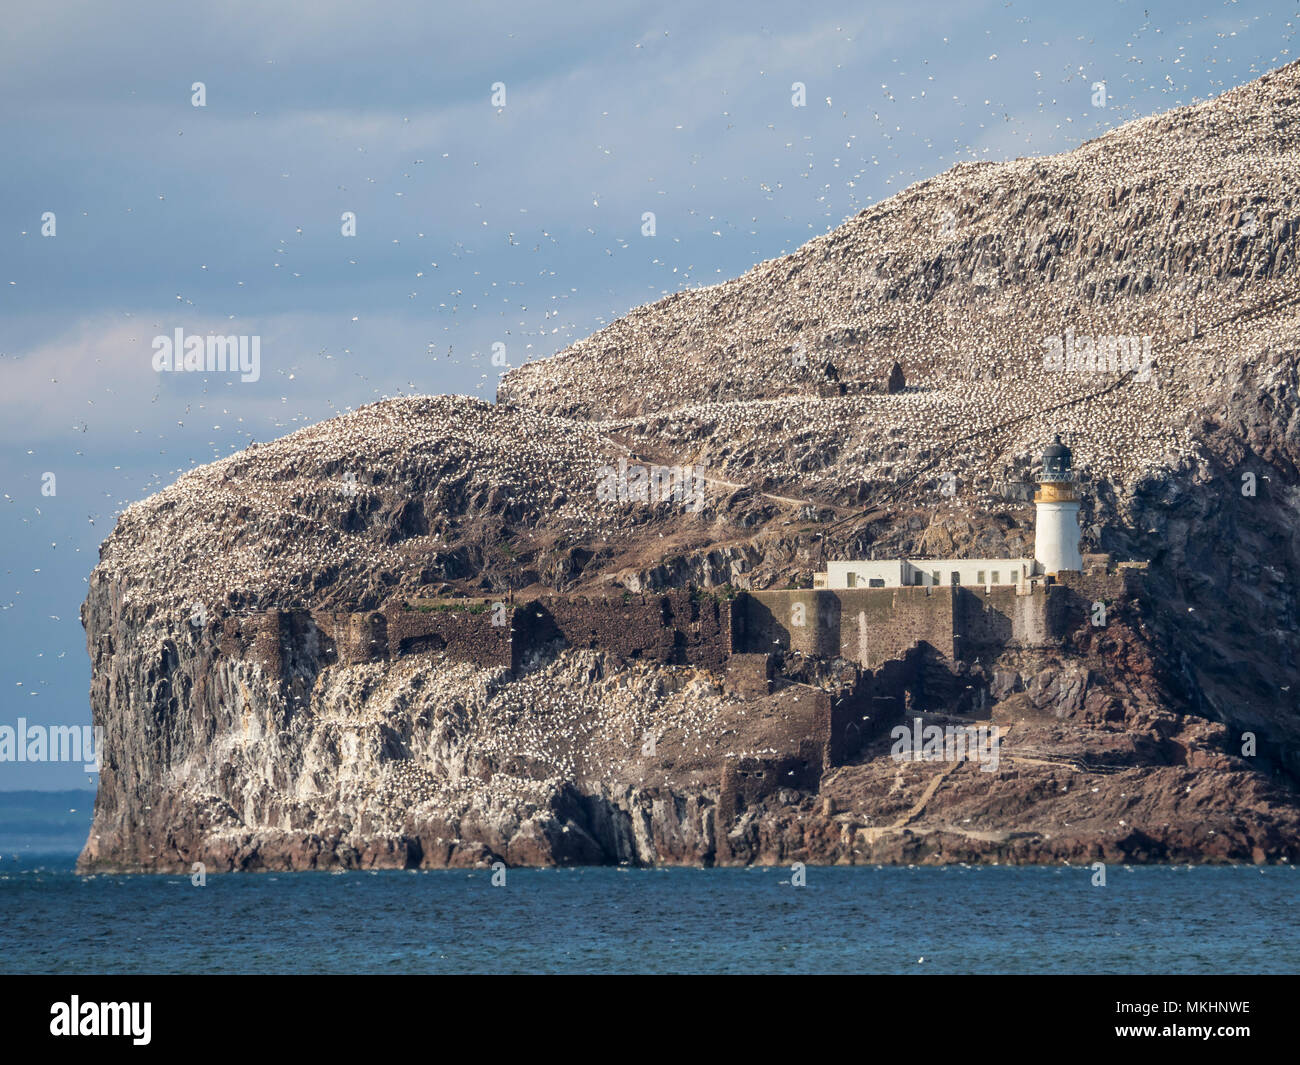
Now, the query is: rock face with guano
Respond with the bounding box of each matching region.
[80,62,1300,871]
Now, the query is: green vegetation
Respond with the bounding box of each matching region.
[406,599,494,615]
[692,584,738,602]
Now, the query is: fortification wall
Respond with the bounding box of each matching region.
[953,569,1147,659]
[713,652,916,860]
[308,610,389,666]
[525,594,675,662]
[520,590,733,671]
[232,591,733,679]
[383,604,514,670]
[225,568,1144,688]
[247,611,286,676]
[737,588,956,668]
[234,604,514,677]
[811,651,916,765]
[955,586,1067,656]
[1057,568,1138,604]
[714,683,826,861]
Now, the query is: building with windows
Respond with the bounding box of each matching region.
[816,557,1034,590]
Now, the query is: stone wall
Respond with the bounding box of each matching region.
[713,651,918,860]
[714,683,826,862]
[741,573,1146,670]
[1057,567,1141,604]
[725,653,774,699]
[955,586,1069,657]
[229,592,734,681]
[953,569,1143,660]
[737,588,957,668]
[383,603,514,670]
[232,603,515,678]
[224,571,1143,694]
[308,610,388,666]
[825,652,915,763]
[517,590,734,671]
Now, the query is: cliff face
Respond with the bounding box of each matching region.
[80,64,1300,871]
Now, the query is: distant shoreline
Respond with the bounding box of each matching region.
[0,789,95,854]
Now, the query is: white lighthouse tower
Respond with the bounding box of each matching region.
[1034,434,1082,576]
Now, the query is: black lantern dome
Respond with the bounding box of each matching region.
[1041,434,1073,482]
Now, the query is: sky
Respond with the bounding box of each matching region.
[2,0,1296,789]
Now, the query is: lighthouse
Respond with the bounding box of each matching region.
[1034,434,1082,576]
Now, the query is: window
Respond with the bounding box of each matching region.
[977,570,986,585]
[846,572,856,588]
[992,571,1000,585]
[869,578,886,588]
[932,571,940,585]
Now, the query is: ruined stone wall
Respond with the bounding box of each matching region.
[382,604,513,670]
[527,594,675,661]
[227,574,1138,688]
[235,609,377,677]
[217,591,733,680]
[715,683,826,861]
[247,611,286,677]
[305,610,386,666]
[218,613,263,663]
[714,652,918,861]
[824,653,915,764]
[231,606,509,675]
[521,590,734,671]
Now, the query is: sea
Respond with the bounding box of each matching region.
[3,848,1297,974]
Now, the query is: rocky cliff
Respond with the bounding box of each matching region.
[80,62,1300,871]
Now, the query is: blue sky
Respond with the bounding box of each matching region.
[1,0,1294,788]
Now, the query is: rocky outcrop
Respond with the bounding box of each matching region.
[79,62,1300,871]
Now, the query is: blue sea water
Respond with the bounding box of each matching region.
[2,853,1297,974]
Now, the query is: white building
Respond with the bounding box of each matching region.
[815,557,1033,590]
[814,436,1083,591]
